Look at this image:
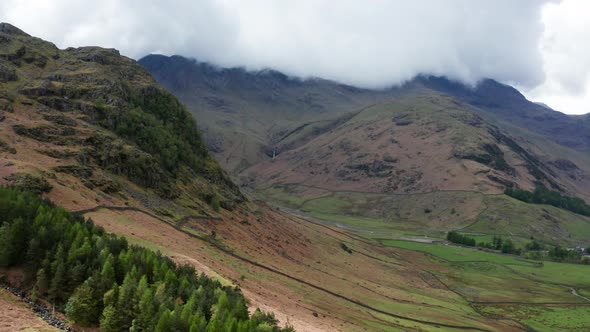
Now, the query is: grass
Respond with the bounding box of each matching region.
[256,184,330,209]
[0,289,59,332]
[127,237,168,254]
[510,261,590,288]
[380,239,535,265]
[257,183,590,329]
[380,240,590,304]
[260,184,487,237]
[261,183,590,249]
[478,305,590,331]
[465,195,590,247]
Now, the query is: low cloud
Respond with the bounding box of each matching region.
[4,0,588,114]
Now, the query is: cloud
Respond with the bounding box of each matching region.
[523,0,590,114]
[0,0,550,88]
[5,0,588,114]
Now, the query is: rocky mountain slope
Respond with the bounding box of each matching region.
[0,23,241,214]
[141,54,590,201]
[139,54,396,173]
[414,76,590,152]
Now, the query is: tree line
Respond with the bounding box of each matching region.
[0,186,294,331]
[446,231,590,264]
[446,232,519,254]
[505,186,590,217]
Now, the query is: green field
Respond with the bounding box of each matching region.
[258,182,590,330]
[259,184,590,248]
[379,239,536,265]
[478,305,590,332]
[380,239,590,329]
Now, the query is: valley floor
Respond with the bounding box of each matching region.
[73,200,590,332]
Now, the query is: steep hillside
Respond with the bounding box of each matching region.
[243,91,590,198]
[139,54,395,173]
[0,23,241,214]
[142,54,590,248]
[142,55,590,199]
[415,76,590,152]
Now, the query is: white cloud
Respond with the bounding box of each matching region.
[522,0,590,114]
[1,0,588,114]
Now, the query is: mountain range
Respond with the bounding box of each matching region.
[140,54,590,201]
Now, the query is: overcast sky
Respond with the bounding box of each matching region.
[1,0,588,114]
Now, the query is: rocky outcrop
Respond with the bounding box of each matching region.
[0,23,30,36]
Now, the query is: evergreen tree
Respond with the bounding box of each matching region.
[100,305,122,332]
[130,285,156,331]
[0,223,13,266]
[154,309,173,332]
[100,257,116,293]
[36,268,49,295]
[0,186,296,332]
[49,260,67,304]
[116,273,139,330]
[9,218,29,265]
[65,279,101,325]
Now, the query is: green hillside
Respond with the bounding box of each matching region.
[0,23,241,212]
[0,186,292,331]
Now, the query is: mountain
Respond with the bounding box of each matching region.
[414,76,590,152]
[139,54,396,174]
[141,54,590,199]
[142,54,590,247]
[0,24,241,214]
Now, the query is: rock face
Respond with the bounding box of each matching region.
[0,63,17,81]
[0,23,29,36]
[139,54,396,174]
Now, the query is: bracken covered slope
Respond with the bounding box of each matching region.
[0,23,241,213]
[243,90,590,199]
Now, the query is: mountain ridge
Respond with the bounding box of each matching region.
[140,54,590,201]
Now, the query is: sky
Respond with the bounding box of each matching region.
[0,0,588,114]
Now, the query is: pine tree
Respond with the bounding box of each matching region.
[65,279,101,325]
[25,237,42,281]
[100,257,116,293]
[0,223,13,266]
[189,313,207,332]
[9,218,29,265]
[49,260,66,303]
[206,316,224,332]
[130,286,156,331]
[154,309,173,332]
[36,268,49,295]
[117,273,139,330]
[100,305,122,332]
